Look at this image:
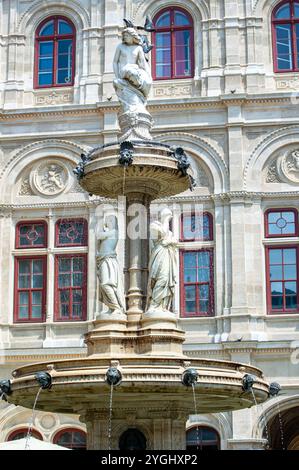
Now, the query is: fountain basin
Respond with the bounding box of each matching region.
[80,142,193,199]
[9,356,269,414]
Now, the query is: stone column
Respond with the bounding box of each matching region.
[125,191,151,325]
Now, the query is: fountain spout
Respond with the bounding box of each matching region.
[182,368,199,387]
[35,372,52,389]
[105,367,122,387]
[269,382,281,397]
[242,373,256,392]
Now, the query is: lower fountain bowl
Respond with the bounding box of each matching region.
[8,356,269,415]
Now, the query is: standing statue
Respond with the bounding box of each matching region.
[113,20,154,140]
[146,208,178,313]
[96,214,126,316]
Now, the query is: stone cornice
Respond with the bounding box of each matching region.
[0,93,296,121]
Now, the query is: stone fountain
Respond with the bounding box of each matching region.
[1,20,273,450]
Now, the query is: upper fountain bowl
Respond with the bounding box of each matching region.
[78,141,194,200]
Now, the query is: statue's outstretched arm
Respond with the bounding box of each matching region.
[113,45,121,79]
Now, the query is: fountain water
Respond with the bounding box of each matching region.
[25,387,42,449]
[3,18,274,450]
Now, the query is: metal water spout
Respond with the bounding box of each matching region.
[181,368,199,387]
[0,379,11,396]
[242,373,256,392]
[269,382,281,397]
[105,367,122,387]
[35,372,52,389]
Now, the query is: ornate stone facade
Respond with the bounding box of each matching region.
[0,0,299,451]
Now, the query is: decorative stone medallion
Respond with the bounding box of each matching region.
[277,149,299,184]
[30,160,69,196]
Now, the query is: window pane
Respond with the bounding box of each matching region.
[58,39,72,54]
[184,252,197,268]
[283,248,296,264]
[271,296,283,309]
[285,281,297,295]
[185,285,196,312]
[276,24,293,70]
[174,11,190,26]
[295,3,299,18]
[72,272,83,286]
[59,258,71,272]
[32,275,43,288]
[60,290,70,304]
[270,265,283,280]
[184,268,196,282]
[39,41,53,56]
[72,289,82,303]
[198,252,210,267]
[61,303,70,317]
[271,282,283,295]
[57,221,86,246]
[286,296,298,308]
[39,20,54,36]
[268,223,282,235]
[19,260,30,274]
[59,273,71,287]
[156,64,171,78]
[269,249,282,264]
[199,284,209,299]
[156,11,171,27]
[73,303,82,317]
[19,306,29,319]
[275,4,291,19]
[32,291,42,305]
[33,260,43,273]
[198,268,210,282]
[19,292,29,305]
[18,276,30,289]
[175,31,191,76]
[199,299,209,313]
[284,265,297,280]
[57,69,72,84]
[268,212,280,223]
[58,20,73,34]
[73,258,83,271]
[156,32,171,48]
[39,72,53,86]
[32,305,42,318]
[39,57,53,71]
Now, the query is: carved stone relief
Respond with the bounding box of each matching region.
[265,149,299,184]
[30,160,69,196]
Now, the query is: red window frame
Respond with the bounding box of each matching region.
[55,218,88,247]
[7,428,43,441]
[265,245,299,314]
[272,0,299,73]
[34,15,76,89]
[15,220,48,249]
[14,256,47,323]
[53,428,87,449]
[152,7,194,80]
[54,254,87,321]
[180,249,214,318]
[265,208,298,238]
[180,212,213,242]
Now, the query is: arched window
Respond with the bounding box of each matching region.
[186,426,220,451]
[272,1,299,72]
[34,16,76,88]
[7,428,43,441]
[53,428,86,449]
[152,7,194,79]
